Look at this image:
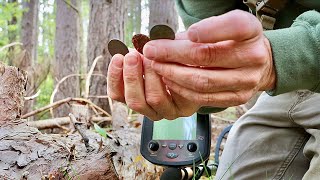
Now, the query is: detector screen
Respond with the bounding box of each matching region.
[152,113,197,140]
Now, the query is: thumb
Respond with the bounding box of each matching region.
[187,10,262,43]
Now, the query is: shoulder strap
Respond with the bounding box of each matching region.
[243,0,289,30]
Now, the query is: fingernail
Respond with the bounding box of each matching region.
[188,27,199,42]
[126,55,138,66]
[144,44,156,59]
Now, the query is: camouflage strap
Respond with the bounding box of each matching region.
[243,0,289,30]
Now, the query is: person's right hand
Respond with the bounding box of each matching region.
[107,50,201,120]
[144,10,275,108]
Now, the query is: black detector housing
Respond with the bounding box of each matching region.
[140,114,211,167]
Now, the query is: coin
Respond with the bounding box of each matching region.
[149,24,175,40]
[132,34,150,54]
[108,39,129,56]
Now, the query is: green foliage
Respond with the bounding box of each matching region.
[0,1,23,43]
[0,1,24,62]
[93,123,107,138]
[35,74,54,119]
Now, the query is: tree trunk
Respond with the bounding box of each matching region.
[21,0,39,65]
[54,0,81,117]
[148,0,179,32]
[20,0,39,116]
[0,62,27,125]
[87,0,125,114]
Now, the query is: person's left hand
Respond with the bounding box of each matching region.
[107,50,201,120]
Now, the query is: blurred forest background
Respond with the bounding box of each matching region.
[0,0,186,122]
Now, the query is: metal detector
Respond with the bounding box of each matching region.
[140,113,212,179]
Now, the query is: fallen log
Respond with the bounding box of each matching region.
[0,63,163,180]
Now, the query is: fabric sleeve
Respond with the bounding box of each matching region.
[264,10,320,95]
[175,0,237,28]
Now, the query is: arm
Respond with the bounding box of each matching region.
[265,10,320,95]
[175,0,237,27]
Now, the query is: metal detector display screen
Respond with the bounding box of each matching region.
[152,113,197,140]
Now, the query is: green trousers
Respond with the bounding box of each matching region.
[216,90,320,180]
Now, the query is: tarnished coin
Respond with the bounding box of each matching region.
[108,39,129,56]
[132,34,150,54]
[149,24,175,40]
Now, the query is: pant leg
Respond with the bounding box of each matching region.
[215,91,316,180]
[289,90,320,179]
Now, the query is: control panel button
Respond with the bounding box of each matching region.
[187,142,197,152]
[148,141,159,152]
[166,152,179,159]
[178,144,184,149]
[161,144,167,148]
[168,143,177,150]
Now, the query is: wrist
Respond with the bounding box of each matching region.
[260,37,276,91]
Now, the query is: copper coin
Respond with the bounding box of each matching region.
[150,24,175,40]
[108,39,129,56]
[132,34,150,54]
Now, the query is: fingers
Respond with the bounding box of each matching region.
[187,10,262,43]
[107,54,125,103]
[144,40,258,67]
[108,52,202,120]
[143,58,177,120]
[152,62,259,93]
[122,52,161,120]
[169,90,201,117]
[175,31,189,40]
[163,78,255,107]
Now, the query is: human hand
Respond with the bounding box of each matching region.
[143,10,276,107]
[107,51,201,120]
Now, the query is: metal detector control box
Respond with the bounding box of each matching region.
[140,113,211,167]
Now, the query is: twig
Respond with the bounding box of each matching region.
[62,0,79,13]
[22,97,111,119]
[0,42,23,52]
[50,74,83,117]
[108,97,113,112]
[23,97,72,119]
[80,98,112,117]
[85,55,103,99]
[55,123,71,132]
[24,89,41,101]
[50,73,108,118]
[69,113,91,152]
[89,105,100,116]
[68,144,76,161]
[28,116,111,130]
[97,138,103,153]
[211,115,236,123]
